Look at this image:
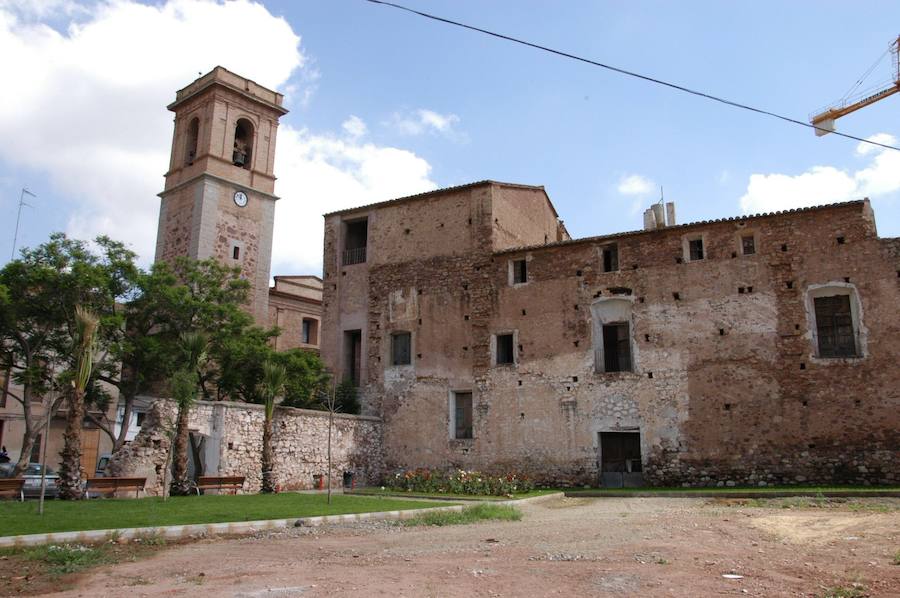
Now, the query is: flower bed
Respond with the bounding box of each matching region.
[390,469,535,496]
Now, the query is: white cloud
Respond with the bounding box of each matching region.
[739,133,900,214]
[271,127,436,275]
[390,109,461,137]
[341,115,368,138]
[0,0,438,274]
[855,133,895,156]
[617,174,654,196]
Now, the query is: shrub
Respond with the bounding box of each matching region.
[390,468,535,496]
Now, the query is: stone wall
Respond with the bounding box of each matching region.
[109,399,383,496]
[322,189,900,488]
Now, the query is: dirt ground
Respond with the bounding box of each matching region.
[26,496,900,597]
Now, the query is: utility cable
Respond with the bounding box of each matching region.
[366,0,900,152]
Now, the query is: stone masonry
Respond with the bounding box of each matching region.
[320,181,900,487]
[109,399,382,496]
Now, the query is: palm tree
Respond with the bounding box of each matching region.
[57,306,100,500]
[258,360,286,493]
[169,331,206,496]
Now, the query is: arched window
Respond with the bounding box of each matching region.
[232,118,254,169]
[184,117,199,166]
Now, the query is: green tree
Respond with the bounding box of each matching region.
[277,349,332,410]
[0,234,136,476]
[169,331,207,496]
[57,306,100,500]
[258,360,286,493]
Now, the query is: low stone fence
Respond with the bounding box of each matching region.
[108,398,383,496]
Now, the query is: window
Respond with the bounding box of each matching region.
[741,235,756,255]
[232,246,240,260]
[452,392,473,439]
[0,366,8,408]
[391,332,411,366]
[302,318,318,345]
[343,218,368,265]
[29,434,42,463]
[602,244,619,272]
[688,238,704,261]
[344,330,362,385]
[185,117,199,166]
[233,118,253,169]
[602,323,632,372]
[495,333,515,365]
[512,259,527,284]
[135,412,147,427]
[814,295,857,357]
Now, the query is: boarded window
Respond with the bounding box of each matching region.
[741,235,756,255]
[453,392,473,439]
[496,333,515,365]
[602,323,632,372]
[344,330,362,384]
[689,238,704,261]
[302,318,318,345]
[391,332,411,365]
[512,259,527,284]
[602,244,619,272]
[814,295,856,357]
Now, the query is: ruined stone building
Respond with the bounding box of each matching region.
[101,68,900,490]
[320,182,900,487]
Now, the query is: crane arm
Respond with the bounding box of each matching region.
[810,35,900,136]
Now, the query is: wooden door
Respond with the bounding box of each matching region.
[81,429,100,475]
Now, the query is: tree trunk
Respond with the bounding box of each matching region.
[261,410,276,493]
[57,388,86,500]
[14,427,36,476]
[169,404,191,495]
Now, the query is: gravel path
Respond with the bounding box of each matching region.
[53,496,900,597]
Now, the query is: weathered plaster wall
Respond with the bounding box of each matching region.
[109,399,383,496]
[325,194,899,487]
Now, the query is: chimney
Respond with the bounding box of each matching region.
[666,201,676,226]
[643,208,657,231]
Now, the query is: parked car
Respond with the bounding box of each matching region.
[0,463,60,498]
[95,454,111,477]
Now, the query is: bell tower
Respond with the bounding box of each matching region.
[155,67,288,323]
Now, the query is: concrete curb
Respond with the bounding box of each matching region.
[565,490,900,499]
[0,493,560,548]
[345,490,565,503]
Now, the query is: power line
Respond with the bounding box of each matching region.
[366,0,900,152]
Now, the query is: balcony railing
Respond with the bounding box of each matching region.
[342,246,367,266]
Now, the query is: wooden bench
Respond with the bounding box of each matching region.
[193,475,245,495]
[0,478,25,501]
[85,477,146,499]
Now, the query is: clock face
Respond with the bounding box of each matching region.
[233,191,248,207]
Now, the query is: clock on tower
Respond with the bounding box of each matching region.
[154,67,288,324]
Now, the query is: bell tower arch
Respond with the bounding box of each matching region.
[155,67,288,324]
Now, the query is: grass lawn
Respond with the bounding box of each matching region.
[402,503,522,526]
[0,493,455,537]
[563,485,900,495]
[349,487,560,501]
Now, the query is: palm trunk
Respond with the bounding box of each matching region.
[169,404,191,495]
[57,388,86,500]
[261,407,276,493]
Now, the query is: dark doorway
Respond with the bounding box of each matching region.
[599,431,643,488]
[344,330,362,385]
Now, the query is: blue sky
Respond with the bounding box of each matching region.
[2,0,899,275]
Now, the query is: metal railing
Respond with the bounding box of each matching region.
[342,246,367,266]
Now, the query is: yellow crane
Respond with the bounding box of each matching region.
[810,35,900,136]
